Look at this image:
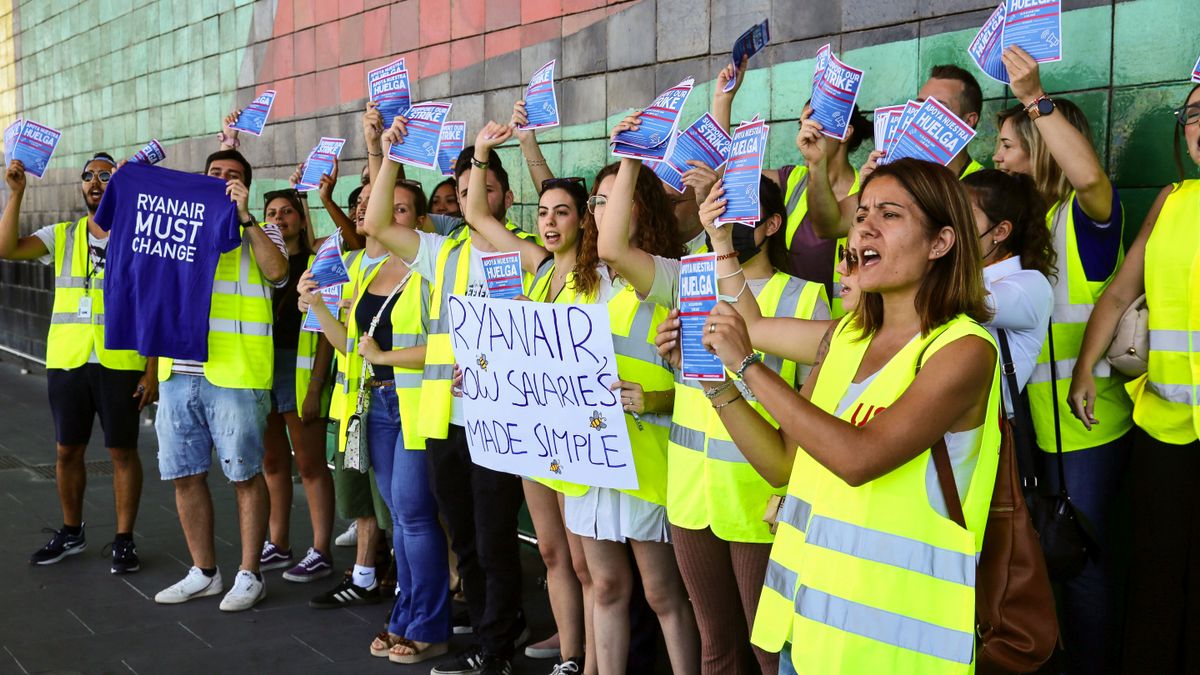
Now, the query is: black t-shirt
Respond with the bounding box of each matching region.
[354,289,401,382]
[272,252,311,350]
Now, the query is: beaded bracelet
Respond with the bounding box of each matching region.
[703,380,736,400]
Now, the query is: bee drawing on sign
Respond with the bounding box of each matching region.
[549,459,563,475]
[588,410,607,431]
[476,353,489,371]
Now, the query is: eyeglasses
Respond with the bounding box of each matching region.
[81,170,112,184]
[586,195,607,214]
[541,177,586,194]
[837,244,859,272]
[1174,104,1200,127]
[397,179,425,189]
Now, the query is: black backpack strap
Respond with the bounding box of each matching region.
[997,330,1040,490]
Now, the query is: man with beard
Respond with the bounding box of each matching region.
[0,153,157,574]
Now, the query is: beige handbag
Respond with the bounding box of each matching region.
[1105,293,1148,377]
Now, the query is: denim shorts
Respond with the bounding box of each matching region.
[156,374,270,482]
[270,349,298,414]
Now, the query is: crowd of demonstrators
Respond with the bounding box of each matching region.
[6,31,1200,675]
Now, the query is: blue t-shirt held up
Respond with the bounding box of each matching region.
[93,162,241,361]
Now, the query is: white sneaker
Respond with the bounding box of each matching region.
[154,566,224,604]
[334,521,358,547]
[219,569,266,612]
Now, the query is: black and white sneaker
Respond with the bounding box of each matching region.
[430,647,486,675]
[106,538,140,574]
[307,573,381,609]
[480,655,513,675]
[29,526,86,565]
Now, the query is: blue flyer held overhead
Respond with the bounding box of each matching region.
[872,105,906,155]
[813,43,831,87]
[302,285,342,332]
[969,3,1010,84]
[230,90,276,136]
[520,60,559,130]
[1192,53,1200,84]
[666,113,732,176]
[309,231,351,290]
[297,137,346,191]
[388,102,452,170]
[10,120,62,179]
[648,158,685,193]
[716,119,768,227]
[611,78,694,160]
[678,253,724,382]
[129,139,166,165]
[3,117,22,156]
[887,98,977,167]
[482,252,523,300]
[879,100,922,163]
[723,19,770,93]
[437,121,467,177]
[368,57,411,130]
[810,50,864,141]
[1002,0,1061,64]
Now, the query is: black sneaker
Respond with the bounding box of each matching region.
[106,539,140,574]
[29,527,86,565]
[480,655,513,675]
[307,573,380,609]
[430,647,486,675]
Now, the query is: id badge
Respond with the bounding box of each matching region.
[76,296,93,319]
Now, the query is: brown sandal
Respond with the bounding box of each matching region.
[369,632,408,658]
[388,639,448,665]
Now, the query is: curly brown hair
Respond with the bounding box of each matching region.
[962,169,1057,281]
[574,162,685,298]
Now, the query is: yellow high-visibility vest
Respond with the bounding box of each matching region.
[46,217,146,371]
[294,253,332,420]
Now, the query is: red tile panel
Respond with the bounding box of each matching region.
[419,0,451,47]
[451,0,486,39]
[272,78,296,118]
[338,0,365,16]
[361,6,390,61]
[522,0,562,24]
[315,21,340,72]
[485,26,521,59]
[339,63,367,103]
[292,28,314,75]
[391,0,421,53]
[485,0,521,32]
[520,17,561,48]
[314,0,341,26]
[314,68,341,111]
[562,6,605,35]
[338,14,365,66]
[450,35,484,73]
[562,0,607,13]
[274,0,294,35]
[419,43,449,78]
[293,0,315,31]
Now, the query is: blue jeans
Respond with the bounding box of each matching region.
[156,374,269,481]
[1041,434,1130,675]
[778,643,796,675]
[366,386,450,642]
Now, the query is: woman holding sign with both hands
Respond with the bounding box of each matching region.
[463,117,699,675]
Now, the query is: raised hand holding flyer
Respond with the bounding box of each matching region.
[130,139,167,165]
[648,158,685,193]
[969,3,1010,83]
[1002,0,1062,64]
[724,20,770,93]
[297,137,346,191]
[679,253,724,381]
[309,232,351,289]
[448,295,639,490]
[810,50,864,141]
[666,113,732,176]
[886,98,977,167]
[388,102,452,170]
[230,90,276,136]
[368,57,412,130]
[716,119,769,227]
[437,121,467,177]
[519,60,560,130]
[302,285,342,332]
[482,252,523,300]
[10,120,62,178]
[611,78,694,161]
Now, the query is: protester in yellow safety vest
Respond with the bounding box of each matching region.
[368,118,536,674]
[0,153,157,575]
[255,189,336,585]
[992,46,1131,675]
[151,149,288,613]
[300,175,450,665]
[699,158,999,674]
[1068,82,1200,674]
[643,172,831,675]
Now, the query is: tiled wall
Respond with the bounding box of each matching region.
[1,0,1196,360]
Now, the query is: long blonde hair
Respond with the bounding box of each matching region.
[996,99,1094,206]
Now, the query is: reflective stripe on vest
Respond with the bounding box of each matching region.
[805,515,975,586]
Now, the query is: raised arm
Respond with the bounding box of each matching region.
[0,161,49,260]
[363,101,385,186]
[1004,46,1112,221]
[711,57,747,134]
[365,120,423,261]
[219,110,241,150]
[512,100,555,189]
[799,112,853,240]
[1068,184,1164,428]
[466,122,549,275]
[297,270,349,354]
[227,179,287,282]
[596,155,659,296]
[316,165,363,250]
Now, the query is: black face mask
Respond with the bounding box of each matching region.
[705,224,763,264]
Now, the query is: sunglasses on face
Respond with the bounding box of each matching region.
[81,170,112,184]
[541,177,586,194]
[837,244,859,272]
[586,195,607,214]
[1174,104,1200,127]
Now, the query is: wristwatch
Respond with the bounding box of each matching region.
[1025,95,1055,121]
[239,217,258,229]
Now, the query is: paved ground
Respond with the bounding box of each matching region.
[0,358,572,675]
